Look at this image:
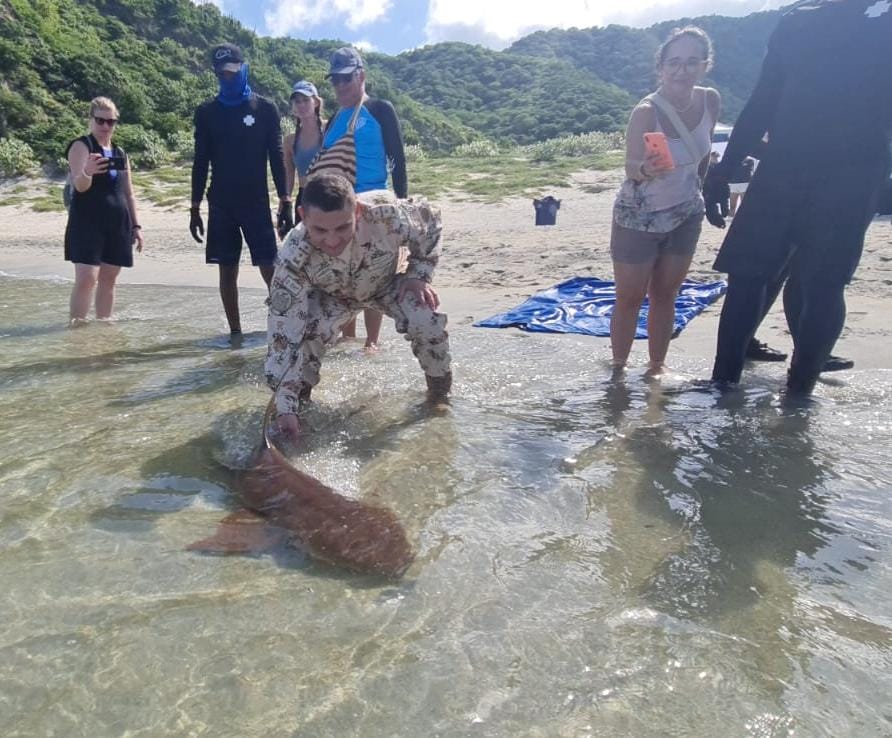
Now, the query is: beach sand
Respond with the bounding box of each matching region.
[2,169,891,370]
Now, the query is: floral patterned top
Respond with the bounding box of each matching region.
[614,90,714,233]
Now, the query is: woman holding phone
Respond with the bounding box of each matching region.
[608,26,719,374]
[65,96,143,324]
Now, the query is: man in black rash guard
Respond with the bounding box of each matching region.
[704,0,892,396]
[190,42,291,336]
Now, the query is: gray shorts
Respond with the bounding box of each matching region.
[610,213,702,265]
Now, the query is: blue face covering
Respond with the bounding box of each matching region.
[216,63,252,107]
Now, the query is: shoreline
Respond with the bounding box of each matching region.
[3,174,891,370]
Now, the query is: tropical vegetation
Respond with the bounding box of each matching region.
[0,0,781,176]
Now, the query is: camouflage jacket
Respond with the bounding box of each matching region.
[265,190,443,414]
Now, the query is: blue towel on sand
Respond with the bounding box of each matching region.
[475,277,727,338]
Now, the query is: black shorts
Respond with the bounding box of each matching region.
[206,203,277,267]
[64,208,133,268]
[713,161,887,286]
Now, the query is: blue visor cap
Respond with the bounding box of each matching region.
[290,80,319,98]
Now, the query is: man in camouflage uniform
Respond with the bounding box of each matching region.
[265,173,452,438]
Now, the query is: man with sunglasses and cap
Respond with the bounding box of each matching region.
[321,46,408,350]
[190,42,291,338]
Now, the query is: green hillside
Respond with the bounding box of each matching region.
[377,42,635,145]
[508,11,782,122]
[0,0,784,173]
[0,0,475,170]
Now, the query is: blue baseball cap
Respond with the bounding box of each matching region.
[290,80,319,99]
[326,47,363,77]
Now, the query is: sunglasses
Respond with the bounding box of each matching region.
[329,72,357,86]
[93,116,119,127]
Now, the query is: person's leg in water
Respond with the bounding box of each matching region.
[363,309,383,350]
[339,309,383,350]
[610,259,655,369]
[230,208,278,337]
[785,273,847,395]
[219,264,241,333]
[373,277,452,402]
[70,263,100,323]
[745,268,788,362]
[207,207,247,335]
[645,249,695,375]
[609,221,666,369]
[743,267,852,370]
[712,274,771,385]
[95,263,123,319]
[340,316,357,340]
[783,271,854,373]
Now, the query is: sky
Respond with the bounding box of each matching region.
[195,0,787,55]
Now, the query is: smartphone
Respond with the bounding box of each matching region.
[643,132,675,171]
[105,155,127,171]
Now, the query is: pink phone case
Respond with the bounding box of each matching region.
[643,132,675,170]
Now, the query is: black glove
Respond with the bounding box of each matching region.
[703,166,731,229]
[276,201,295,240]
[189,206,204,243]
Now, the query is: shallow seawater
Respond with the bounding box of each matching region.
[1,276,891,737]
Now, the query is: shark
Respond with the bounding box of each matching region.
[188,401,415,578]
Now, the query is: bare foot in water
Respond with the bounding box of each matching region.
[363,341,380,354]
[608,360,626,380]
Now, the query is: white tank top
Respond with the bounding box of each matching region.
[615,89,714,214]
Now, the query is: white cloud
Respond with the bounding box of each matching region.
[424,0,786,49]
[264,0,392,34]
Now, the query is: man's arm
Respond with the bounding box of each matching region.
[399,199,442,282]
[717,40,784,175]
[264,248,312,416]
[369,99,408,197]
[190,105,211,207]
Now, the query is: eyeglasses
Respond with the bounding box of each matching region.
[93,116,119,127]
[329,72,357,86]
[662,57,707,73]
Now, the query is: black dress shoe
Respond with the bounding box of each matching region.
[745,338,788,362]
[822,355,854,372]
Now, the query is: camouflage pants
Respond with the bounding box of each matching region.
[296,274,451,392]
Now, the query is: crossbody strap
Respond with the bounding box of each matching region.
[306,99,365,184]
[647,92,702,164]
[346,97,364,133]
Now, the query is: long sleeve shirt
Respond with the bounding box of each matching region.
[719,0,892,179]
[265,190,442,414]
[323,98,408,197]
[191,94,288,207]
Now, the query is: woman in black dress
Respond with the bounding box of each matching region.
[65,96,144,324]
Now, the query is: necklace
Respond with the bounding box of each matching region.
[659,87,696,113]
[672,96,695,113]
